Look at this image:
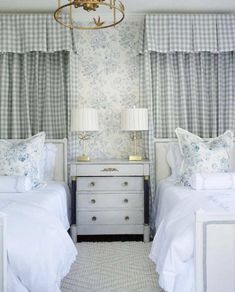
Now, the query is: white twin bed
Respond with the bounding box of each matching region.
[151,139,235,292]
[0,139,77,292]
[2,137,235,292]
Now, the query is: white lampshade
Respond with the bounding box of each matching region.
[71,108,99,132]
[121,108,148,131]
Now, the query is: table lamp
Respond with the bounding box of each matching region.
[121,108,148,161]
[71,107,99,161]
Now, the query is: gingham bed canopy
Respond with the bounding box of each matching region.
[0,14,77,53]
[140,14,235,54]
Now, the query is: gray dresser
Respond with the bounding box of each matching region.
[70,160,150,242]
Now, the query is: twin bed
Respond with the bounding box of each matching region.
[151,139,235,292]
[1,136,235,292]
[0,139,77,292]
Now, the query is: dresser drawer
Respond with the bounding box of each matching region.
[76,224,144,235]
[77,193,144,209]
[77,177,143,191]
[76,210,144,225]
[72,164,145,176]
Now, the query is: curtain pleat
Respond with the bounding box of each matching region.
[0,51,69,139]
[140,51,235,202]
[0,14,77,53]
[144,52,235,139]
[140,14,235,53]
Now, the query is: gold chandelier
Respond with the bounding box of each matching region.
[54,0,125,30]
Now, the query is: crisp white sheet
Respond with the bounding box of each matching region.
[0,176,32,192]
[153,177,190,230]
[0,181,71,230]
[150,178,235,292]
[0,181,77,292]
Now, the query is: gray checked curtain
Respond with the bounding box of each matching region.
[140,14,235,201]
[0,14,78,139]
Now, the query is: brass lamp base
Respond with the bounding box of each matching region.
[129,155,142,161]
[77,155,90,162]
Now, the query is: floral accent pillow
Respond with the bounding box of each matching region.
[175,128,234,186]
[0,132,46,188]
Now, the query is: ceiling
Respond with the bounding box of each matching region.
[0,0,235,13]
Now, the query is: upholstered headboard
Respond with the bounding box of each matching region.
[45,139,68,183]
[155,138,235,185]
[155,139,175,184]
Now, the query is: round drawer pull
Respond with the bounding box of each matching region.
[90,182,95,187]
[124,198,128,203]
[124,181,128,186]
[91,199,96,204]
[92,216,97,221]
[125,216,130,221]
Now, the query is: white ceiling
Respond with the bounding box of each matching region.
[0,0,235,13]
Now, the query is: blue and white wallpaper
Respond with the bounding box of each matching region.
[69,20,145,160]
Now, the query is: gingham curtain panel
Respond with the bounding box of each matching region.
[0,14,78,140]
[0,14,77,53]
[0,52,70,139]
[140,14,235,54]
[139,14,235,204]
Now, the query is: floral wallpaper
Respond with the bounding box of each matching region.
[69,20,145,161]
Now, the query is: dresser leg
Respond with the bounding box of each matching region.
[70,224,77,243]
[143,224,150,243]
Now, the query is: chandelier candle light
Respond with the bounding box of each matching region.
[71,108,99,161]
[54,0,125,30]
[121,108,148,161]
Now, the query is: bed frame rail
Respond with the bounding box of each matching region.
[0,213,6,292]
[195,210,235,292]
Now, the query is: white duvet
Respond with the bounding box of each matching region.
[0,184,77,292]
[150,179,235,292]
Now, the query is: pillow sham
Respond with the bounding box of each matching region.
[39,143,58,181]
[0,132,45,188]
[189,172,235,190]
[175,128,234,186]
[0,176,32,192]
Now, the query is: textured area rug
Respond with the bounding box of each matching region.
[61,241,162,292]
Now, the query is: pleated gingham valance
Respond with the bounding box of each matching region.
[140,14,235,53]
[0,14,77,53]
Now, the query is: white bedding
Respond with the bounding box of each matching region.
[0,181,72,230]
[153,178,190,230]
[0,181,77,292]
[150,178,235,292]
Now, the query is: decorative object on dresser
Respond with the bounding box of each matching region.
[121,108,148,161]
[70,160,150,242]
[71,107,99,162]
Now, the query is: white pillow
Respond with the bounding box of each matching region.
[0,132,45,188]
[175,128,234,186]
[39,143,58,181]
[189,172,235,190]
[167,142,183,178]
[0,176,32,192]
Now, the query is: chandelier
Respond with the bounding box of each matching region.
[54,0,125,30]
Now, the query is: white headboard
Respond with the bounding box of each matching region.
[155,138,235,185]
[46,139,68,183]
[155,139,175,184]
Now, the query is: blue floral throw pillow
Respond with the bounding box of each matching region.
[175,128,234,187]
[0,132,46,188]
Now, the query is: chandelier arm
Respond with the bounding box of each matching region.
[69,0,73,26]
[54,1,125,30]
[114,0,116,26]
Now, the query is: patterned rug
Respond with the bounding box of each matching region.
[61,241,162,292]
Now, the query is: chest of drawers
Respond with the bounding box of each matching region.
[70,160,150,242]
